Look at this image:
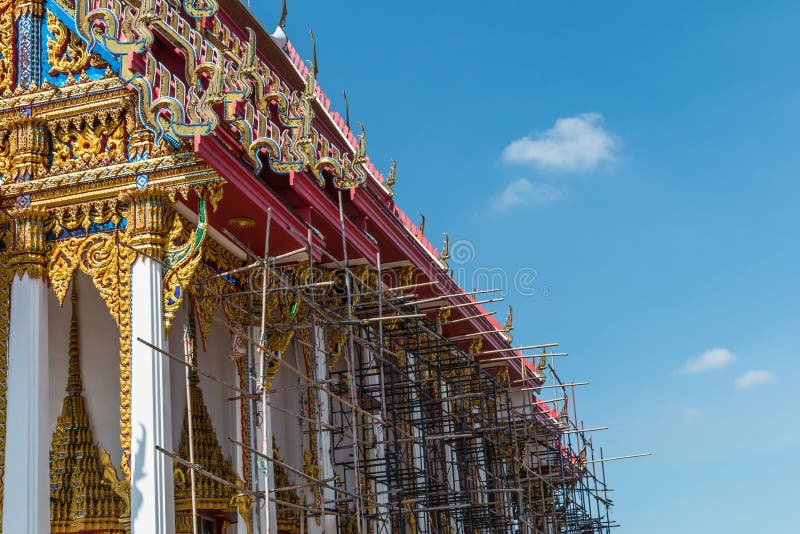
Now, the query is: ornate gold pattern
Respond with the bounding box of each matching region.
[0,0,14,94]
[49,280,126,532]
[47,9,105,75]
[125,188,169,260]
[100,448,131,520]
[163,201,207,332]
[50,112,126,173]
[261,264,309,393]
[48,232,137,481]
[72,0,370,189]
[8,208,48,280]
[7,117,49,182]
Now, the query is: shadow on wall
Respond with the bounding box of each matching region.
[131,424,146,522]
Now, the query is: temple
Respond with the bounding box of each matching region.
[0,1,617,533]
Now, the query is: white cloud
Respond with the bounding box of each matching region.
[678,348,736,375]
[491,179,563,211]
[735,369,776,389]
[502,113,618,171]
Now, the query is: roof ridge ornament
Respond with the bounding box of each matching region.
[385,160,397,197]
[270,0,289,48]
[343,90,351,131]
[439,232,450,265]
[182,0,219,20]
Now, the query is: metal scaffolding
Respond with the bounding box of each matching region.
[144,199,634,534]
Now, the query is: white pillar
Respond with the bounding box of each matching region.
[251,326,277,534]
[313,326,336,534]
[3,274,48,534]
[130,256,175,532]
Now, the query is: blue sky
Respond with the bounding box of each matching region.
[248,1,800,532]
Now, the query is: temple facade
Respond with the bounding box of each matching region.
[0,1,615,533]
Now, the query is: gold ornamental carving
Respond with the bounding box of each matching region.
[49,112,126,173]
[49,280,126,533]
[14,0,44,18]
[9,117,49,182]
[125,188,170,260]
[47,232,136,482]
[46,9,105,76]
[8,208,48,280]
[0,0,14,94]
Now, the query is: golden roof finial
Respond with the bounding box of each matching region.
[504,304,513,332]
[66,277,82,396]
[439,232,450,264]
[385,159,396,197]
[419,213,426,235]
[560,389,569,423]
[343,90,350,131]
[503,304,514,344]
[309,28,318,78]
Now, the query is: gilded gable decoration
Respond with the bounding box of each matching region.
[46,9,105,76]
[72,0,371,189]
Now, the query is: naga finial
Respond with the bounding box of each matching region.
[385,159,397,197]
[419,213,426,235]
[310,28,318,78]
[278,0,288,28]
[439,232,450,264]
[503,304,514,343]
[343,90,350,131]
[270,0,289,47]
[537,346,548,375]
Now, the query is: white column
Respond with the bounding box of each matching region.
[252,325,277,534]
[3,274,48,534]
[313,326,336,534]
[130,256,175,532]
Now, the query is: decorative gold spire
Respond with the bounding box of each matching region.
[50,278,126,533]
[174,309,237,532]
[66,285,82,396]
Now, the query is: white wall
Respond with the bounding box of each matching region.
[48,272,123,464]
